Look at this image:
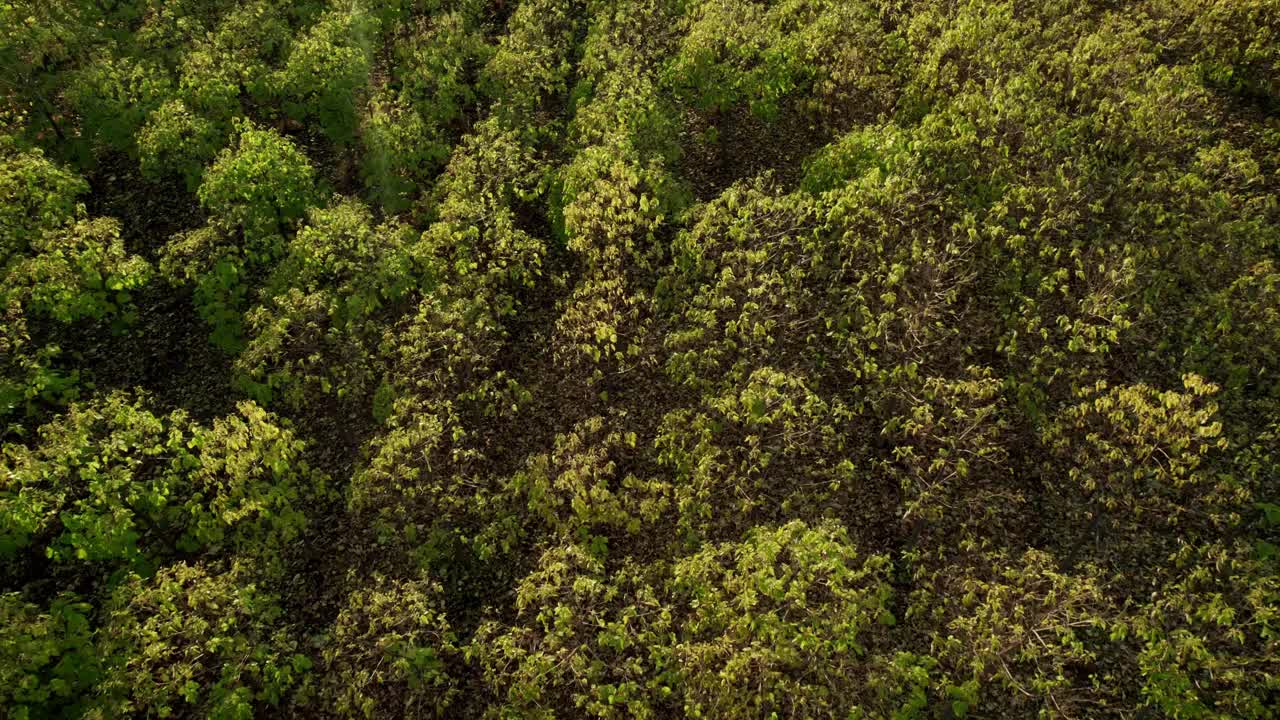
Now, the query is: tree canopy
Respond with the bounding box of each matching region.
[1,0,1278,718]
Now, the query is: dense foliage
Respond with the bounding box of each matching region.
[2,0,1278,718]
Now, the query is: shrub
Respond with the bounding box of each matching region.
[1152,0,1280,102]
[910,547,1118,718]
[361,93,449,212]
[67,52,171,154]
[0,392,191,568]
[552,58,685,382]
[481,0,584,129]
[1043,374,1250,567]
[419,117,545,293]
[180,399,328,566]
[0,593,99,720]
[158,225,248,352]
[472,543,675,719]
[476,521,905,720]
[670,521,897,718]
[509,412,669,537]
[0,299,75,420]
[177,121,317,350]
[361,5,491,210]
[0,144,150,420]
[235,196,419,407]
[654,367,859,541]
[1131,541,1280,719]
[321,574,459,718]
[881,369,1020,543]
[174,0,293,119]
[235,197,421,409]
[665,0,905,121]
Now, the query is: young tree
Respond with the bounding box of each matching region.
[171,120,317,350]
[7,217,150,325]
[235,197,421,410]
[361,5,491,210]
[0,140,149,420]
[197,120,316,245]
[137,99,223,189]
[67,52,171,154]
[278,5,379,145]
[174,0,293,123]
[0,0,97,144]
[0,140,86,264]
[472,542,674,719]
[89,561,312,720]
[1,392,326,576]
[910,547,1118,718]
[669,521,898,718]
[1132,540,1280,720]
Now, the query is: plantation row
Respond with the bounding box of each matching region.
[2,0,1278,718]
